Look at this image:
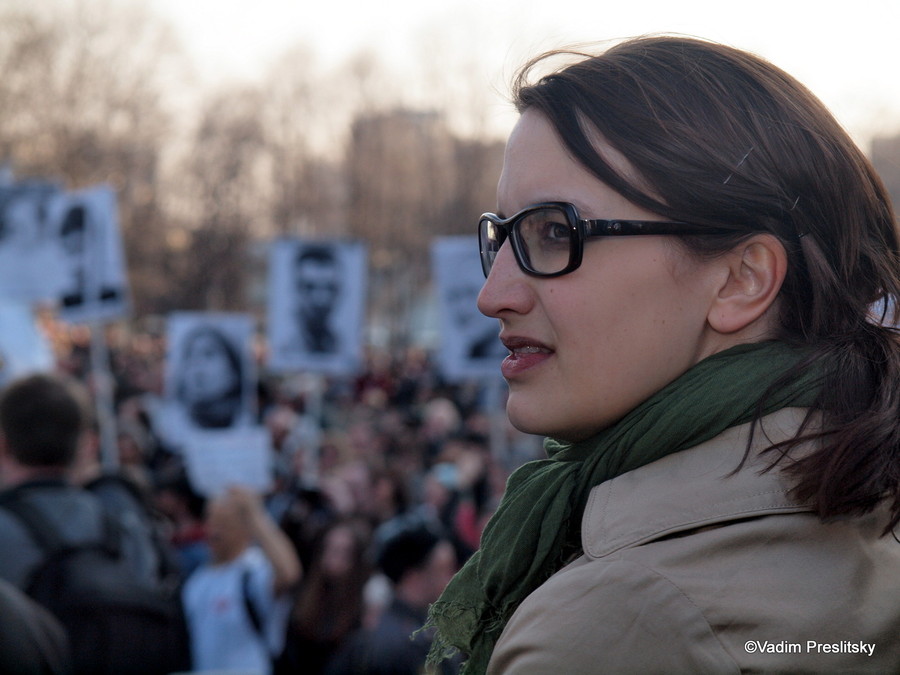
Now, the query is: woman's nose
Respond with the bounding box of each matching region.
[477,241,534,319]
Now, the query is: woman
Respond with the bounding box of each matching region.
[427,36,900,673]
[177,324,246,429]
[277,518,372,674]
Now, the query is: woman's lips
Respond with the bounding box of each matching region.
[500,338,553,379]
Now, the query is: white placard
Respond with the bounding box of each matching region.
[432,236,506,380]
[182,427,273,497]
[52,185,130,324]
[267,238,367,376]
[160,312,257,447]
[0,181,67,302]
[0,301,54,388]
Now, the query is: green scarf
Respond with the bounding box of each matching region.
[426,341,822,674]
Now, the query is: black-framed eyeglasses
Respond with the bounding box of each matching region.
[478,201,737,278]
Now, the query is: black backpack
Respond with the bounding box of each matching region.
[1,495,191,675]
[84,472,184,585]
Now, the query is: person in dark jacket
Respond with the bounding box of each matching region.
[0,373,154,588]
[327,519,458,675]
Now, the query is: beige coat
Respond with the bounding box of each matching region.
[487,408,900,674]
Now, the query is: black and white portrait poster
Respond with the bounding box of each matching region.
[267,238,367,376]
[431,236,506,380]
[52,185,130,324]
[160,312,257,445]
[0,180,67,302]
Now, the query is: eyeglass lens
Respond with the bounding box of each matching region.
[480,206,574,276]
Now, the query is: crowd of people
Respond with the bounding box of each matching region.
[0,322,542,675]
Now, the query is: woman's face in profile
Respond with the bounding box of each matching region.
[477,110,724,441]
[181,331,238,404]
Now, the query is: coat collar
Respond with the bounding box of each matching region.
[582,407,817,559]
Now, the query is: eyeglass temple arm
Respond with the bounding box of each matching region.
[582,219,737,236]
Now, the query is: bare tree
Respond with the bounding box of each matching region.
[0,0,509,333]
[345,109,456,347]
[167,85,269,311]
[0,0,185,315]
[260,46,347,238]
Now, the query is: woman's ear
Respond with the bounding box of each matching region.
[707,234,787,334]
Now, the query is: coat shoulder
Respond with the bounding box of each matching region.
[488,555,739,675]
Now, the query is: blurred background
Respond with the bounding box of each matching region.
[1,0,899,348]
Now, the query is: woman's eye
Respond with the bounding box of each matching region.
[539,220,570,244]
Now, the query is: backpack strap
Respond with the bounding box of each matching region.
[241,567,265,638]
[85,473,151,511]
[0,496,66,554]
[86,472,181,582]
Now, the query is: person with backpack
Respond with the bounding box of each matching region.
[70,415,183,589]
[182,484,302,675]
[0,372,190,675]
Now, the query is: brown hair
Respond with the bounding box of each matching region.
[513,36,900,531]
[289,518,371,644]
[0,373,90,468]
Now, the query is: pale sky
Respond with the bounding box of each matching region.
[145,0,900,147]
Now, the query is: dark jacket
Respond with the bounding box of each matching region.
[0,478,160,589]
[327,597,443,675]
[0,576,71,675]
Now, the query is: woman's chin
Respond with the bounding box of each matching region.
[507,397,609,443]
[506,399,557,439]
